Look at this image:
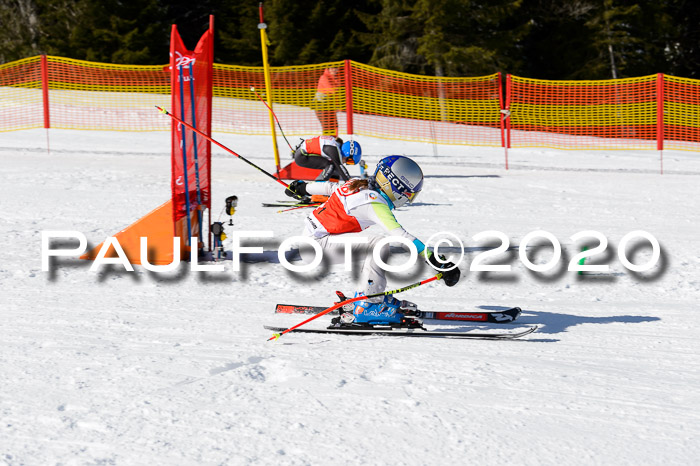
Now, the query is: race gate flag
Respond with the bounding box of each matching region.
[169,19,213,246]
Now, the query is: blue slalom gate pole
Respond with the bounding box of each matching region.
[188,62,204,244]
[178,64,193,245]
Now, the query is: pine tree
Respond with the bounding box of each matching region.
[264,0,377,65]
[0,0,42,63]
[413,0,524,77]
[213,0,262,65]
[584,0,642,79]
[517,0,600,79]
[659,0,700,77]
[357,0,427,73]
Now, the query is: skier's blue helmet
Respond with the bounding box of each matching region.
[374,156,424,208]
[341,141,362,165]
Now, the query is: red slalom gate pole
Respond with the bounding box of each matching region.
[268,274,443,341]
[156,105,289,189]
[250,86,294,151]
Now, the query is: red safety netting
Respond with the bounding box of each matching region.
[663,75,700,151]
[0,57,44,131]
[2,54,700,153]
[213,62,346,137]
[44,56,170,131]
[212,61,503,146]
[348,62,503,146]
[506,74,659,150]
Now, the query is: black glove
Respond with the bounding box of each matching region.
[285,180,308,199]
[428,253,461,287]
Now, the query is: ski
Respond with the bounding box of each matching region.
[275,304,522,324]
[262,201,316,208]
[263,195,329,208]
[264,325,537,340]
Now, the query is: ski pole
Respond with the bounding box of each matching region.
[268,273,443,341]
[277,203,322,213]
[176,68,193,244]
[156,106,289,189]
[188,62,204,243]
[250,86,294,151]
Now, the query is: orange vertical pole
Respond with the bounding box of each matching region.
[504,74,512,170]
[40,55,51,155]
[497,72,504,148]
[40,55,50,129]
[656,73,664,174]
[344,60,354,135]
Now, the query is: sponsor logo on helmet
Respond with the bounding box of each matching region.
[382,166,408,193]
[400,176,415,189]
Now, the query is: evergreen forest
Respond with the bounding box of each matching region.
[2,0,699,79]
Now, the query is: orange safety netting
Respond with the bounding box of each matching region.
[46,56,170,131]
[506,74,659,150]
[349,62,502,146]
[0,56,45,131]
[213,62,344,137]
[3,55,700,153]
[0,55,170,133]
[212,61,503,146]
[663,75,700,151]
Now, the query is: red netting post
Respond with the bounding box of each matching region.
[504,74,512,169]
[497,72,505,146]
[40,55,50,129]
[656,73,664,174]
[344,60,354,135]
[40,55,51,154]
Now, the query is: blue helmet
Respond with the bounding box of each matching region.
[341,141,362,165]
[373,156,423,208]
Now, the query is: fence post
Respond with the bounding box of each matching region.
[497,72,505,147]
[40,55,50,129]
[344,59,354,135]
[504,74,512,169]
[656,73,664,174]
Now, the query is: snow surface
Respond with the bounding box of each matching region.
[1,128,700,465]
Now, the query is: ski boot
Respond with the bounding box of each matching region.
[330,294,423,329]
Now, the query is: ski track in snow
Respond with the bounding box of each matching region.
[1,129,699,465]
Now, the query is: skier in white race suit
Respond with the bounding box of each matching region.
[285,155,461,326]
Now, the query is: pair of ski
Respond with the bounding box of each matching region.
[262,199,320,208]
[269,302,536,340]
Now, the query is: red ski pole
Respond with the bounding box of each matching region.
[250,86,294,151]
[156,105,289,189]
[277,203,322,213]
[268,273,443,341]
